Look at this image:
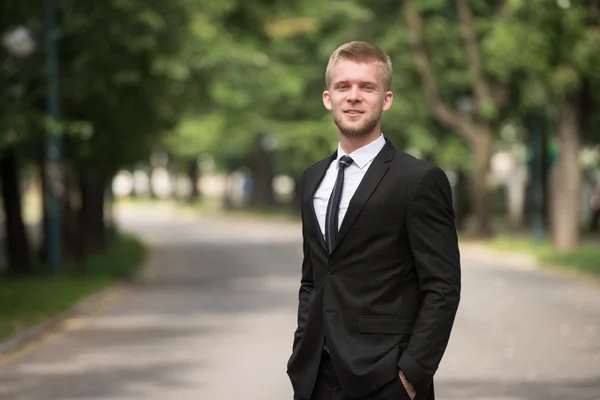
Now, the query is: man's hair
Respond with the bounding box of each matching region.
[325,41,393,91]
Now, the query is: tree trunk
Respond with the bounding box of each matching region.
[105,179,117,241]
[79,175,107,253]
[37,142,49,262]
[62,167,84,263]
[187,159,200,203]
[0,147,33,276]
[471,131,494,238]
[551,98,581,250]
[291,177,302,215]
[591,208,600,232]
[248,136,274,209]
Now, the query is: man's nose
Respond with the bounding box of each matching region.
[347,86,361,102]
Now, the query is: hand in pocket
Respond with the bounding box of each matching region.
[398,370,416,400]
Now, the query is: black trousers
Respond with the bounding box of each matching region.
[298,350,412,400]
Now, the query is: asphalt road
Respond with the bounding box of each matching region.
[0,204,599,400]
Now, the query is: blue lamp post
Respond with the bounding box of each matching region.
[528,113,545,246]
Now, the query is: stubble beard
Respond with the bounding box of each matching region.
[332,109,382,139]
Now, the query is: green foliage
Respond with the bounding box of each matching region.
[165,114,225,159]
[485,0,600,106]
[3,0,599,184]
[436,135,473,171]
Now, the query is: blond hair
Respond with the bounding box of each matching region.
[325,41,393,91]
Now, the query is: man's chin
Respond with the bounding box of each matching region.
[337,122,376,138]
[333,114,380,138]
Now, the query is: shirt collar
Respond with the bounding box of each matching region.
[336,133,386,169]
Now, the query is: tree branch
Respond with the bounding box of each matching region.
[590,0,600,26]
[455,0,494,110]
[495,1,509,21]
[491,2,511,109]
[403,0,477,143]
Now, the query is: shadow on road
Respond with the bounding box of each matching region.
[0,323,213,399]
[121,241,302,316]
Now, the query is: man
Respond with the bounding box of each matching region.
[286,41,461,400]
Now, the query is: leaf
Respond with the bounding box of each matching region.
[550,65,581,96]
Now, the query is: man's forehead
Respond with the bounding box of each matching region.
[331,60,382,78]
[332,60,383,74]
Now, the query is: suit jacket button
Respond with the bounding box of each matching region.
[327,267,333,274]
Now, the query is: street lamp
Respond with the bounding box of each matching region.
[2,27,36,59]
[2,27,36,102]
[527,113,545,246]
[526,82,548,247]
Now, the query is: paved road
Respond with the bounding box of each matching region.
[0,204,599,399]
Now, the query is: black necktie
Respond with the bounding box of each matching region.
[325,155,353,254]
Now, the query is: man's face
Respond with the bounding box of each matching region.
[323,60,393,138]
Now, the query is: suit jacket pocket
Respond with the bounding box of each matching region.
[358,316,413,335]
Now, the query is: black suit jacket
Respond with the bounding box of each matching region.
[286,139,461,399]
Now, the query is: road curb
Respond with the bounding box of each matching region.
[0,241,155,362]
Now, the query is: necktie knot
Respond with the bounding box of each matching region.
[338,155,353,169]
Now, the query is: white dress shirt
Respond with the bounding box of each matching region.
[313,134,386,238]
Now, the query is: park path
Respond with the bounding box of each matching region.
[0,203,599,399]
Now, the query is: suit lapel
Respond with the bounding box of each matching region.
[305,152,336,252]
[333,140,396,253]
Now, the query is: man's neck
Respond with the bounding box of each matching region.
[338,130,381,155]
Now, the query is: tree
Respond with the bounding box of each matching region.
[0,0,201,274]
[402,0,511,237]
[482,0,600,249]
[0,2,44,275]
[47,0,198,253]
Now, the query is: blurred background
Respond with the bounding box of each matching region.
[1,0,600,399]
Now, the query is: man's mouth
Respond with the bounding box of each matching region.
[344,110,364,115]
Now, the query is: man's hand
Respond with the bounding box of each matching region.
[398,370,416,400]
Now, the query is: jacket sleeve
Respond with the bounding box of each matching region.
[397,166,461,390]
[292,172,315,352]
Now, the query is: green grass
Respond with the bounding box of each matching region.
[0,234,146,342]
[488,235,600,277]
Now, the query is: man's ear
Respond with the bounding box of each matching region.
[323,90,332,110]
[382,91,393,111]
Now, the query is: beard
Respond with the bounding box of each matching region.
[332,109,381,138]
